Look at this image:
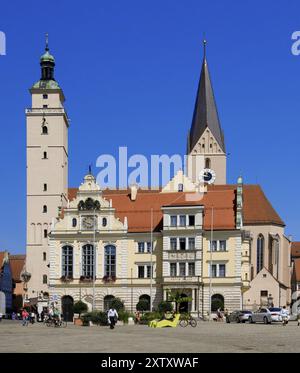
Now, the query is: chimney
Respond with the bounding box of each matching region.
[130,184,138,201]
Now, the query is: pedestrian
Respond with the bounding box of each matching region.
[22,309,29,326]
[297,312,300,327]
[107,307,118,329]
[30,311,35,324]
[281,306,289,326]
[0,313,2,322]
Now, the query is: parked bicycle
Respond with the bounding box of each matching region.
[179,314,197,327]
[45,316,67,328]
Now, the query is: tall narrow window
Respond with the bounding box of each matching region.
[43,275,47,284]
[104,245,116,277]
[43,151,47,159]
[43,229,48,238]
[219,240,227,251]
[62,245,73,278]
[72,218,77,227]
[219,264,226,277]
[211,264,217,278]
[188,215,195,226]
[170,238,177,250]
[188,262,195,276]
[102,217,107,227]
[138,242,145,253]
[43,183,47,191]
[205,158,211,168]
[42,126,48,134]
[43,252,46,261]
[170,216,177,227]
[179,238,186,250]
[179,215,186,227]
[146,242,152,253]
[138,266,145,278]
[178,183,183,192]
[179,263,186,276]
[43,205,47,213]
[256,235,264,274]
[82,244,94,278]
[210,240,218,251]
[188,237,195,250]
[170,263,177,277]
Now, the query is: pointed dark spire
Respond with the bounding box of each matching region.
[189,41,225,152]
[45,33,49,51]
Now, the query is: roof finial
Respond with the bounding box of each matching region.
[45,33,49,51]
[88,164,92,175]
[203,36,207,59]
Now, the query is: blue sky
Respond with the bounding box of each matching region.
[0,0,299,253]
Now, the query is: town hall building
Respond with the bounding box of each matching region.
[25,39,291,319]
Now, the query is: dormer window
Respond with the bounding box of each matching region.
[102,217,107,227]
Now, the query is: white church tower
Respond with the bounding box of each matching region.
[26,36,69,300]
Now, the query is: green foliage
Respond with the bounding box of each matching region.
[73,301,88,316]
[136,299,150,312]
[166,290,192,312]
[118,310,135,324]
[110,297,125,312]
[139,311,163,324]
[211,299,224,312]
[81,311,108,326]
[158,301,173,313]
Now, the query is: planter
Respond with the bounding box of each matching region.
[74,317,83,326]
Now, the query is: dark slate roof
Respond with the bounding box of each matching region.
[189,54,225,152]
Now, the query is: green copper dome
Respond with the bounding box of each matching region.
[40,50,55,63]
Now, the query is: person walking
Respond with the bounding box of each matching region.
[297,312,300,327]
[107,307,118,329]
[281,306,289,326]
[22,309,29,327]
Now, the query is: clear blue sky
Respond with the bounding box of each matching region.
[0,0,299,253]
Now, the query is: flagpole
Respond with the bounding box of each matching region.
[209,206,214,319]
[150,208,153,312]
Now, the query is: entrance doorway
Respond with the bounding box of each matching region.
[62,296,74,322]
[178,293,189,313]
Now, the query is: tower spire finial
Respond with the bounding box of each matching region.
[45,32,49,51]
[203,36,207,59]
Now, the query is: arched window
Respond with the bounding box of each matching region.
[62,245,73,278]
[43,151,47,159]
[138,294,150,311]
[104,295,115,311]
[42,126,48,135]
[257,234,264,274]
[104,245,116,277]
[82,244,94,278]
[205,158,211,169]
[211,294,224,312]
[72,218,77,227]
[43,205,47,213]
[42,274,47,284]
[102,217,107,227]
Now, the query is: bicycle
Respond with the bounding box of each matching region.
[45,316,67,328]
[179,314,197,327]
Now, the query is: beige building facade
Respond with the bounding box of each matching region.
[25,40,291,317]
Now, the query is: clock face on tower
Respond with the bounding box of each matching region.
[199,168,216,185]
[82,216,96,230]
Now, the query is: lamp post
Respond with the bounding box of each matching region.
[209,207,214,319]
[150,208,153,312]
[92,209,96,311]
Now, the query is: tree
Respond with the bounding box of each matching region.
[136,299,150,312]
[166,290,192,313]
[111,297,125,312]
[158,301,173,313]
[73,300,88,316]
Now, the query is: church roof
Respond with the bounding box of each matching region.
[9,255,25,283]
[68,184,284,232]
[189,46,225,152]
[292,242,300,258]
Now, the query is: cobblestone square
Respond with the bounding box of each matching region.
[0,320,299,353]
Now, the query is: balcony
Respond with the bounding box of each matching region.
[163,276,200,284]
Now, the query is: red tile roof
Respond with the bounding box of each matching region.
[67,184,284,232]
[292,242,300,258]
[9,255,25,283]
